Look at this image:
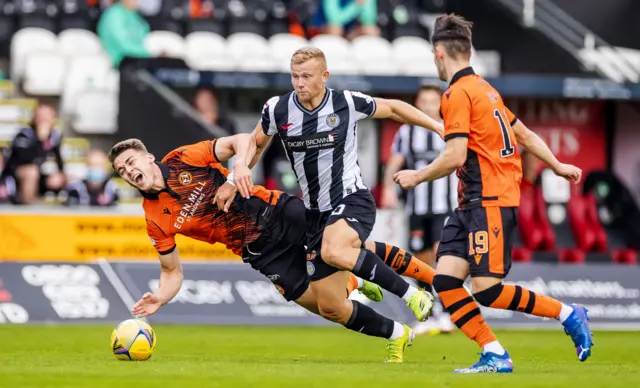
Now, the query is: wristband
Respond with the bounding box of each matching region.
[226,171,235,186]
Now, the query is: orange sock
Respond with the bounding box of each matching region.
[434,274,497,348]
[346,273,359,297]
[474,284,562,318]
[372,242,435,285]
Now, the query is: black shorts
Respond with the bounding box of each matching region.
[241,194,309,301]
[408,213,450,253]
[305,190,376,281]
[436,207,517,278]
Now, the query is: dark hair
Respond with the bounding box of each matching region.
[414,84,442,105]
[431,13,473,58]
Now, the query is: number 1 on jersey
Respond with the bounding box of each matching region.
[493,109,515,157]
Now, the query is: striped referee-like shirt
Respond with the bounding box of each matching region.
[261,88,374,212]
[392,124,458,216]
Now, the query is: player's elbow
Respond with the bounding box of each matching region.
[449,151,466,170]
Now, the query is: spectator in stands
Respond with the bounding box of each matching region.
[0,102,65,205]
[64,149,119,207]
[193,88,237,135]
[312,0,381,39]
[97,0,152,68]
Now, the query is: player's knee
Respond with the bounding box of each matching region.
[317,299,348,323]
[473,283,503,307]
[433,274,464,294]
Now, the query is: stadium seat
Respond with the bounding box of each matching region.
[226,32,276,72]
[57,0,95,31]
[73,90,118,134]
[184,31,232,71]
[61,54,111,117]
[268,33,308,72]
[391,36,438,76]
[57,29,103,57]
[22,51,66,95]
[10,27,58,81]
[351,36,397,75]
[310,35,357,75]
[144,30,185,58]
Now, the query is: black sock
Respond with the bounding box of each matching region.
[418,281,433,294]
[353,249,410,298]
[344,300,394,339]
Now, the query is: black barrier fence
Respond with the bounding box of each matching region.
[0,261,638,329]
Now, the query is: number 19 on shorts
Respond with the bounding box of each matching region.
[468,231,488,255]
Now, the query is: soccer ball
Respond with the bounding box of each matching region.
[110,319,157,361]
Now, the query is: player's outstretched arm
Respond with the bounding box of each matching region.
[132,248,183,317]
[372,98,444,138]
[511,120,582,184]
[393,137,467,189]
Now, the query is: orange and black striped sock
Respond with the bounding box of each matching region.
[433,274,497,348]
[346,273,360,297]
[373,242,435,286]
[474,283,562,318]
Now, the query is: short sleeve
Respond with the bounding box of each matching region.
[179,140,218,166]
[261,96,280,136]
[505,106,518,127]
[347,90,377,121]
[146,218,176,255]
[391,125,409,155]
[441,88,471,141]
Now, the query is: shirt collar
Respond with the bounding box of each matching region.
[449,66,475,86]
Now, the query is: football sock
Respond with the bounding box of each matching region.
[473,283,562,319]
[373,242,435,286]
[558,304,574,323]
[433,274,497,348]
[483,341,506,356]
[344,300,394,339]
[346,274,359,297]
[353,249,410,298]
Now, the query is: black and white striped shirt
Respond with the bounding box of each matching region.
[261,88,374,212]
[392,124,458,216]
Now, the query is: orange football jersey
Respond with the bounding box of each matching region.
[441,67,523,209]
[142,140,281,256]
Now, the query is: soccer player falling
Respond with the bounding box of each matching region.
[108,135,438,363]
[393,14,593,373]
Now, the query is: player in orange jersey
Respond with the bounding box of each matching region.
[108,135,436,362]
[393,14,593,373]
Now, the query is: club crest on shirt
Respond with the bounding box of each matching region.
[326,113,340,128]
[178,171,192,185]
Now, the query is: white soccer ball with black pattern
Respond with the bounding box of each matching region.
[110,319,157,361]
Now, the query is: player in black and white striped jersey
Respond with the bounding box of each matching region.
[382,84,458,335]
[232,47,444,362]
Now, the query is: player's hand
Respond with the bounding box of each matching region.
[393,169,421,189]
[381,186,398,209]
[233,164,253,199]
[213,181,237,212]
[553,163,582,184]
[132,292,162,318]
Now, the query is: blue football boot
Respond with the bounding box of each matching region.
[453,351,514,374]
[562,304,594,362]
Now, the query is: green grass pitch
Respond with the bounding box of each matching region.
[1,325,639,388]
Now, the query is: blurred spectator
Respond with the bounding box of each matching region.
[312,0,381,39]
[193,88,237,135]
[0,103,65,205]
[63,149,120,207]
[97,0,152,68]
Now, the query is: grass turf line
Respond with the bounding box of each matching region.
[0,326,638,388]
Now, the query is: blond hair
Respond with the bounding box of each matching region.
[108,138,148,165]
[291,47,327,69]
